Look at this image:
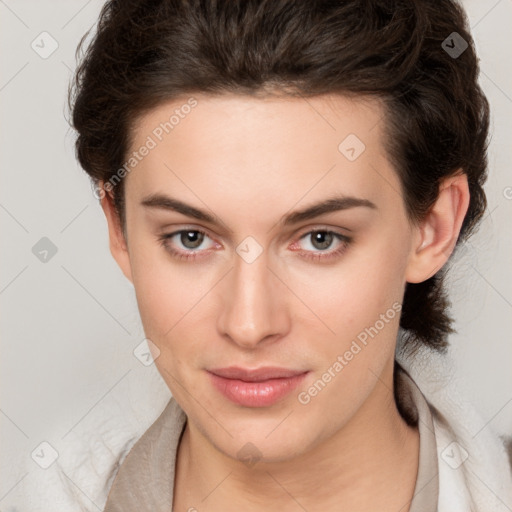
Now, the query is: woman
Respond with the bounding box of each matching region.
[66,0,511,510]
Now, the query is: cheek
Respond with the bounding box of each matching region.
[134,270,200,344]
[292,246,406,423]
[132,264,202,394]
[286,235,407,339]
[128,241,185,340]
[128,240,218,367]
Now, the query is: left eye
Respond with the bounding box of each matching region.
[290,229,351,261]
[297,230,345,252]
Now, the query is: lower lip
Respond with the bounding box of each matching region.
[208,371,309,408]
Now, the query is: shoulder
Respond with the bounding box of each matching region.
[395,360,512,510]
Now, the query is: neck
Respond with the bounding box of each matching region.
[174,358,420,512]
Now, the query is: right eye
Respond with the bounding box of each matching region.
[158,229,219,261]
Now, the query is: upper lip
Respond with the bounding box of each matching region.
[208,366,308,382]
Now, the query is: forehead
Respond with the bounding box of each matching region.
[130,92,385,157]
[124,93,399,224]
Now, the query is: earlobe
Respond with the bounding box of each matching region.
[405,172,470,284]
[99,185,133,283]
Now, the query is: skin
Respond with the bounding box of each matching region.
[100,93,469,511]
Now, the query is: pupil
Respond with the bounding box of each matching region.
[182,231,203,249]
[313,231,333,250]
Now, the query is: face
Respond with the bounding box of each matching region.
[107,93,423,463]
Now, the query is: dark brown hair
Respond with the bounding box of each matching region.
[69,0,490,354]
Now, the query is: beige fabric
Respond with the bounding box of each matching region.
[103,368,438,511]
[403,370,439,511]
[103,399,187,511]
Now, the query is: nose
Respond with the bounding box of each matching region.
[217,246,290,350]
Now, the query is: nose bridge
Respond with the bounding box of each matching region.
[218,245,287,348]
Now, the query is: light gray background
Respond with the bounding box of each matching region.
[1,0,511,506]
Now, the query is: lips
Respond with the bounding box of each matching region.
[208,366,307,381]
[207,366,309,407]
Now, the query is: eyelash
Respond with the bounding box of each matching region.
[157,228,352,263]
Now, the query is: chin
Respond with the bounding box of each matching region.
[205,414,319,465]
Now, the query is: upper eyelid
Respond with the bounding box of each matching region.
[162,224,349,237]
[297,226,350,238]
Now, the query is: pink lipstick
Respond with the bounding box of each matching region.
[207,366,309,407]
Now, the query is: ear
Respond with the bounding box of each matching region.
[405,172,470,283]
[99,184,133,283]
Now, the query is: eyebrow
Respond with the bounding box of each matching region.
[141,193,377,229]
